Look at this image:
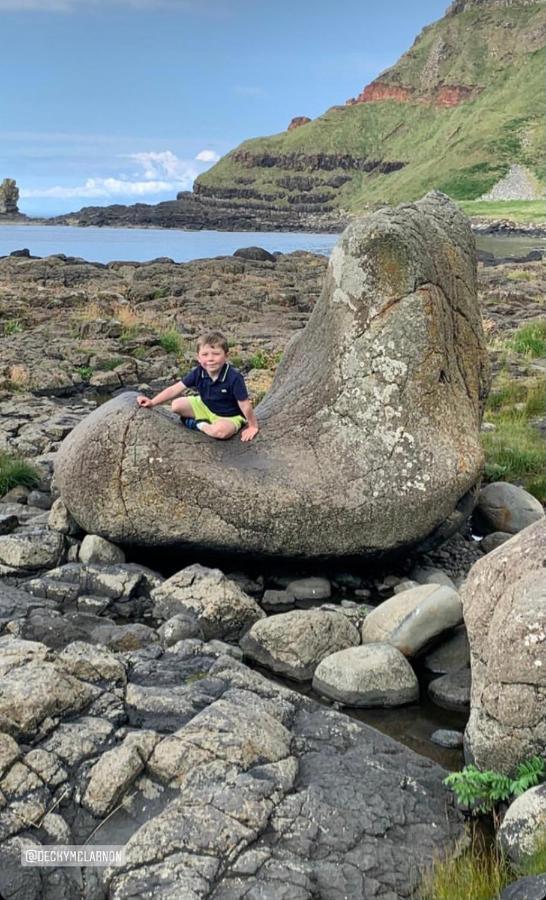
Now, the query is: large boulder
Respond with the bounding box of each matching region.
[54,192,490,558]
[463,518,546,773]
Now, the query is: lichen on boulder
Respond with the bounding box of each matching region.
[55,191,490,558]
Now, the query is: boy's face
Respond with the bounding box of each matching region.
[197,343,228,376]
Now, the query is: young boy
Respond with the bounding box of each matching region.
[137,331,259,442]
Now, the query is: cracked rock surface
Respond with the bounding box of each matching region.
[0,636,464,899]
[54,192,490,558]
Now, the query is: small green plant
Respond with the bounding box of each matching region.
[99,358,124,372]
[152,286,170,300]
[444,757,545,815]
[3,318,24,336]
[509,321,546,358]
[0,451,40,496]
[247,350,268,369]
[506,270,532,282]
[158,329,183,355]
[76,366,93,381]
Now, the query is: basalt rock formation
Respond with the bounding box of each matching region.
[0,179,21,218]
[55,193,490,559]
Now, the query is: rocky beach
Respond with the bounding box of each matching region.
[0,194,545,898]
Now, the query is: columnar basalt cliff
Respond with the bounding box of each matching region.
[51,0,546,231]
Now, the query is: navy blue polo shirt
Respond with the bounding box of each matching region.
[181,363,249,417]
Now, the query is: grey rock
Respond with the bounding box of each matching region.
[152,564,264,642]
[286,576,331,601]
[158,613,203,646]
[424,625,470,674]
[261,588,296,611]
[47,497,80,535]
[429,669,471,711]
[499,784,546,864]
[411,565,457,588]
[26,490,52,510]
[477,482,544,535]
[79,534,126,565]
[480,530,512,553]
[463,518,546,772]
[91,622,159,652]
[361,583,462,656]
[431,729,464,748]
[0,528,64,573]
[312,643,419,707]
[500,874,546,900]
[55,194,490,559]
[240,609,360,681]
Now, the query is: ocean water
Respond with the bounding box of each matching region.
[0,223,544,264]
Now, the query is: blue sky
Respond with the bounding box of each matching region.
[0,0,449,216]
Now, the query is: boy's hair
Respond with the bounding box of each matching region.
[197,331,229,353]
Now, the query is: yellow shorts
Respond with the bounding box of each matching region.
[188,395,246,432]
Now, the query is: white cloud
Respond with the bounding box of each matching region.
[19,147,220,201]
[127,150,197,181]
[20,178,181,200]
[195,149,220,162]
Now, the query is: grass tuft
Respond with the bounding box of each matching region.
[158,329,184,355]
[420,840,512,900]
[0,451,40,496]
[509,320,546,358]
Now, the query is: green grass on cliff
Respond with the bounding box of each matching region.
[459,199,546,224]
[197,3,546,212]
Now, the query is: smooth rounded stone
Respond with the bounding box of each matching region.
[26,490,52,510]
[0,528,64,573]
[55,195,490,560]
[499,874,546,900]
[424,624,470,674]
[152,564,264,642]
[0,514,18,535]
[477,482,544,535]
[393,579,419,594]
[261,588,295,611]
[428,669,471,711]
[312,643,419,707]
[240,609,360,681]
[79,534,126,565]
[47,497,80,535]
[355,587,372,600]
[410,566,456,589]
[430,729,464,749]
[480,531,512,553]
[91,622,159,652]
[499,784,546,865]
[463,518,546,773]
[361,583,462,656]
[158,614,203,646]
[286,577,331,601]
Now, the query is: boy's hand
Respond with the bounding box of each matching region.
[137,396,154,408]
[240,425,259,442]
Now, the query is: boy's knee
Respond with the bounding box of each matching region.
[171,398,184,413]
[210,421,235,440]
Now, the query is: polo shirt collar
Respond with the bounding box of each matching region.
[200,362,230,382]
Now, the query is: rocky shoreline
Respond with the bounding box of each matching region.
[0,210,545,897]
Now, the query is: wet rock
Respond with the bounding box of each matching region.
[79,534,126,565]
[361,583,462,656]
[312,643,419,707]
[239,609,360,681]
[428,669,471,711]
[424,624,470,674]
[463,518,546,772]
[499,873,546,900]
[499,784,546,865]
[431,729,464,748]
[476,482,544,535]
[152,564,264,642]
[0,514,18,535]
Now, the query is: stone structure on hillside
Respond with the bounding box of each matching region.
[463,518,546,773]
[0,179,19,217]
[55,192,491,559]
